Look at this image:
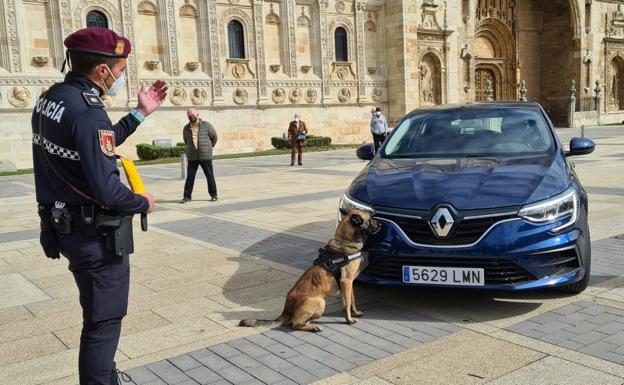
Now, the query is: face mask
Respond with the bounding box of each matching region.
[376,111,382,116]
[101,66,126,96]
[295,117,300,122]
[189,115,198,123]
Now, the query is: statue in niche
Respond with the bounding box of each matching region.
[338,88,351,103]
[305,88,317,103]
[170,88,187,106]
[233,88,248,105]
[289,88,302,103]
[191,88,207,105]
[272,88,286,104]
[8,86,31,108]
[419,55,440,106]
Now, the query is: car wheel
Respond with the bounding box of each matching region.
[559,235,591,294]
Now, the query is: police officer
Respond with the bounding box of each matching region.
[32,28,167,384]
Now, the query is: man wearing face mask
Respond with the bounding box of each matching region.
[181,108,218,203]
[31,28,167,385]
[370,106,388,154]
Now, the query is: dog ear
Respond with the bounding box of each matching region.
[368,219,382,234]
[349,214,364,227]
[339,207,349,217]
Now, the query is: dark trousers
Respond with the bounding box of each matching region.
[59,229,130,385]
[184,160,217,199]
[373,133,387,153]
[291,140,304,165]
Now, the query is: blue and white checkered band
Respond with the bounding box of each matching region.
[32,133,81,161]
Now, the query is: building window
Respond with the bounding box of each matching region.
[334,27,348,62]
[86,10,108,29]
[228,20,245,59]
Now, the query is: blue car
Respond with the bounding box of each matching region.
[342,102,595,293]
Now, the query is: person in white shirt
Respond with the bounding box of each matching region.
[370,107,388,153]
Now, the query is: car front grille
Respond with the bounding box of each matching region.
[375,213,517,246]
[364,255,534,285]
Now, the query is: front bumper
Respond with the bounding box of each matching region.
[358,215,588,290]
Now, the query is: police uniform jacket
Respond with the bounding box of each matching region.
[31,72,148,214]
[182,120,217,161]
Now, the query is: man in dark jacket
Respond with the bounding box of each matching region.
[181,108,218,203]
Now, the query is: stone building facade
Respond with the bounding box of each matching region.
[0,0,623,169]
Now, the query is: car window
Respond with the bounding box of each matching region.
[382,108,554,158]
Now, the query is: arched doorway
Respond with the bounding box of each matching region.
[419,53,442,106]
[475,67,496,101]
[609,56,624,111]
[473,18,515,101]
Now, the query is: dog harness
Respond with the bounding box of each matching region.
[313,248,362,284]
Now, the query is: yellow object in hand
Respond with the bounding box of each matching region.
[119,156,146,194]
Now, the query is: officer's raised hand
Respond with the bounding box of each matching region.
[136,80,168,117]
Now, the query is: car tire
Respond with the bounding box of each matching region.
[559,235,591,294]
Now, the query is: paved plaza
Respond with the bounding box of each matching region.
[1,126,624,385]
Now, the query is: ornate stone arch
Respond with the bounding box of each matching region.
[179,4,198,19]
[329,17,356,61]
[419,52,443,106]
[607,52,624,111]
[138,1,158,16]
[73,1,122,32]
[474,17,515,100]
[220,8,255,59]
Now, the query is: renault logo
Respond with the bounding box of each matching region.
[430,207,455,238]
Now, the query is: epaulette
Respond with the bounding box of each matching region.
[82,92,104,107]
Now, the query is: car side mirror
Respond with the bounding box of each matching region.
[356,143,375,161]
[565,137,595,157]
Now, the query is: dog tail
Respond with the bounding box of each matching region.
[239,313,290,328]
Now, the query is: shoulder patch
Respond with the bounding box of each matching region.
[82,92,103,107]
[98,130,116,156]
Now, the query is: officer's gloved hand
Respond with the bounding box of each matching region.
[39,213,60,259]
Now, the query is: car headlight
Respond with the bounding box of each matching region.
[518,187,579,232]
[338,193,374,221]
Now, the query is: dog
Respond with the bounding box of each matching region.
[239,208,381,332]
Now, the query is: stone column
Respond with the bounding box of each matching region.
[121,0,140,104]
[46,0,65,70]
[519,80,527,101]
[5,0,23,72]
[318,0,332,105]
[355,0,367,103]
[284,0,297,78]
[568,80,576,128]
[252,0,268,104]
[206,0,223,105]
[161,0,180,76]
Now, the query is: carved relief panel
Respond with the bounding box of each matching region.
[419,53,441,106]
[137,1,166,75]
[178,3,203,74]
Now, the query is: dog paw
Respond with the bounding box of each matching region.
[353,310,364,317]
[312,326,322,333]
[346,318,357,325]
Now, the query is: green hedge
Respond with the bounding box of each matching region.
[136,143,187,160]
[271,135,332,149]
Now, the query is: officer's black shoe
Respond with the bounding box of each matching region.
[180,197,191,204]
[113,369,133,384]
[210,196,218,202]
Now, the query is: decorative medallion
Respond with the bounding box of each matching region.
[305,88,317,103]
[266,3,280,24]
[191,88,207,105]
[32,56,49,67]
[145,61,159,71]
[337,66,349,80]
[367,67,377,75]
[335,0,346,13]
[170,88,187,105]
[272,88,286,104]
[186,61,200,71]
[270,64,281,73]
[301,65,312,73]
[371,87,383,102]
[338,88,351,103]
[233,88,248,105]
[232,63,246,79]
[8,86,31,108]
[289,88,302,103]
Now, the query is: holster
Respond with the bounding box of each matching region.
[96,214,134,257]
[38,206,61,259]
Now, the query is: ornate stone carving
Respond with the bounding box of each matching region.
[73,1,122,31]
[335,1,346,14]
[371,87,383,102]
[60,0,73,44]
[337,66,349,79]
[286,0,297,78]
[6,0,21,71]
[367,67,377,75]
[297,6,311,27]
[233,88,248,105]
[272,88,286,104]
[266,3,280,24]
[233,63,246,78]
[301,65,312,73]
[420,4,442,30]
[138,0,158,15]
[207,0,223,99]
[220,8,256,59]
[191,88,207,105]
[338,88,351,103]
[122,0,140,97]
[519,80,527,101]
[476,0,512,29]
[166,0,181,75]
[289,88,302,103]
[186,61,200,71]
[355,2,366,99]
[170,88,187,105]
[252,1,268,99]
[8,87,31,108]
[365,12,377,32]
[331,62,356,80]
[32,57,49,67]
[270,65,281,73]
[305,88,317,103]
[179,4,198,18]
[319,2,331,102]
[145,61,160,71]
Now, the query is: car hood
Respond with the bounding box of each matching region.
[348,153,570,210]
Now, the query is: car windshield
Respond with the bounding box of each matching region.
[382,108,555,158]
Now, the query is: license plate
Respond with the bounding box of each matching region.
[402,266,485,286]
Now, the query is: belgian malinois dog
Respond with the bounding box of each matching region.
[239,208,381,332]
